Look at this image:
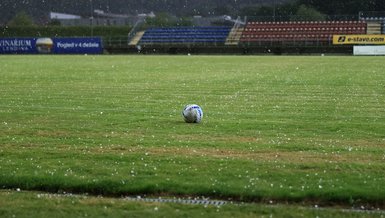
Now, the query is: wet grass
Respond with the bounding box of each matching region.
[1,190,383,218]
[0,55,385,215]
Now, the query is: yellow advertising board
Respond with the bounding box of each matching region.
[333,35,385,45]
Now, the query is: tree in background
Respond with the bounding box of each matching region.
[240,5,273,17]
[48,19,62,26]
[145,13,175,27]
[294,4,326,21]
[145,13,192,27]
[296,0,385,16]
[2,0,385,27]
[7,11,35,26]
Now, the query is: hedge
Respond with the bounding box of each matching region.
[0,26,131,38]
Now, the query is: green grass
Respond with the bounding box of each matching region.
[0,55,385,216]
[1,190,383,218]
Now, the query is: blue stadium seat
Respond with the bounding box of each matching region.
[139,26,232,44]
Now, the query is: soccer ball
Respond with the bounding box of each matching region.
[182,104,203,123]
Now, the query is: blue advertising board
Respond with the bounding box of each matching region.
[53,38,103,54]
[0,37,103,54]
[0,38,38,54]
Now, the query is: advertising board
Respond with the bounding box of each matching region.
[353,46,385,55]
[0,38,37,54]
[333,35,385,45]
[0,37,103,54]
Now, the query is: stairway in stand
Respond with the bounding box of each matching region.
[225,27,244,46]
[128,31,145,46]
[366,21,381,34]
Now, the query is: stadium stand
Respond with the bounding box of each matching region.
[240,20,367,44]
[105,17,376,54]
[138,26,232,45]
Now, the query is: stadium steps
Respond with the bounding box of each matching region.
[225,27,244,45]
[129,31,145,46]
[383,23,385,34]
[366,21,381,34]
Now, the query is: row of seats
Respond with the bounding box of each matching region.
[244,27,365,32]
[137,21,368,45]
[241,20,367,43]
[246,24,366,29]
[243,28,365,36]
[361,17,385,21]
[242,34,332,41]
[143,26,230,32]
[247,21,366,26]
[139,26,231,44]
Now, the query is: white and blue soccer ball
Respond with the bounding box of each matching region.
[182,104,203,123]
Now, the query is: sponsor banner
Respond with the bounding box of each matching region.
[0,38,38,54]
[53,38,103,54]
[0,37,103,54]
[333,35,385,45]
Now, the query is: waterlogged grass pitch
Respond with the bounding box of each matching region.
[0,55,385,214]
